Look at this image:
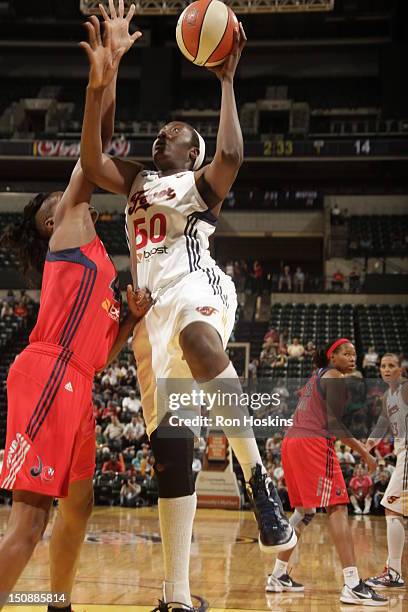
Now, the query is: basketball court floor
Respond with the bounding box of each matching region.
[0,505,406,611]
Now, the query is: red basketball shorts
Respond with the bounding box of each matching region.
[0,342,95,498]
[281,435,349,508]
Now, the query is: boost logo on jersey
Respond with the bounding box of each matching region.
[137,245,169,263]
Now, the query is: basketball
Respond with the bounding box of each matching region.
[176,0,239,67]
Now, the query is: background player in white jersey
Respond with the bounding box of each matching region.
[365,353,407,589]
[80,3,295,610]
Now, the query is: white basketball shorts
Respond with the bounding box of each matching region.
[132,268,237,437]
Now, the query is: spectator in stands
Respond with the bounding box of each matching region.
[252,260,263,295]
[349,465,373,515]
[362,346,379,371]
[225,260,234,278]
[122,389,141,415]
[372,471,390,514]
[279,328,290,347]
[13,301,28,324]
[0,449,3,474]
[331,203,341,225]
[287,337,305,359]
[19,290,31,306]
[336,444,355,465]
[4,289,15,306]
[278,265,292,292]
[102,451,125,475]
[248,358,259,388]
[132,443,151,473]
[332,269,345,291]
[272,347,288,369]
[304,340,316,357]
[122,415,145,446]
[293,266,305,293]
[95,424,105,447]
[374,435,394,460]
[0,301,13,318]
[348,267,360,293]
[104,414,124,450]
[120,477,140,507]
[260,342,276,368]
[264,327,279,346]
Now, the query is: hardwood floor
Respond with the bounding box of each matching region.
[0,505,406,611]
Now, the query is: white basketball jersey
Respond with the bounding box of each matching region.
[385,382,408,454]
[126,170,217,294]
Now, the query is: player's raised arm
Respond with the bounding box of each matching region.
[80,2,143,196]
[194,23,246,213]
[55,7,134,222]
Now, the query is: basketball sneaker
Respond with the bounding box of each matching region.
[340,580,389,606]
[246,464,297,552]
[151,602,195,612]
[366,566,405,588]
[266,572,304,592]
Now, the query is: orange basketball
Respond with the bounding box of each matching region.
[176,0,239,67]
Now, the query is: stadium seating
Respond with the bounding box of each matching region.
[348,215,408,256]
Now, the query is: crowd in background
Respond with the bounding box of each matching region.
[0,289,33,325]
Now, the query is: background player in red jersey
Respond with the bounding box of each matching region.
[0,5,150,611]
[266,339,388,606]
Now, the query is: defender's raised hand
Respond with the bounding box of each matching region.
[80,18,125,90]
[208,22,247,82]
[99,0,142,55]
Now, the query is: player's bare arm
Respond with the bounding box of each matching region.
[102,286,152,369]
[366,395,390,452]
[52,7,135,248]
[80,2,143,196]
[323,370,377,472]
[194,23,246,215]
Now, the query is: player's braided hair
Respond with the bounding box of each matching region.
[0,192,50,278]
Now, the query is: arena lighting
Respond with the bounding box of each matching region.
[81,0,335,16]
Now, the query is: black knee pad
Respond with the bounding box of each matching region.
[150,422,195,498]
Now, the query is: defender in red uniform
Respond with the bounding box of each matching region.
[266,340,387,607]
[0,5,147,611]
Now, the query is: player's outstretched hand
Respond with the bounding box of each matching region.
[99,0,142,55]
[207,22,247,82]
[127,285,153,321]
[80,18,125,90]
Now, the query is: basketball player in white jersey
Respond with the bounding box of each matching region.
[80,3,296,610]
[365,353,407,588]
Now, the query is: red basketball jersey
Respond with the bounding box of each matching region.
[30,236,120,371]
[288,367,331,437]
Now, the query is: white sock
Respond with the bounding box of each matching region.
[364,496,372,512]
[386,515,405,575]
[343,566,360,589]
[159,493,197,608]
[272,558,288,578]
[199,362,266,482]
